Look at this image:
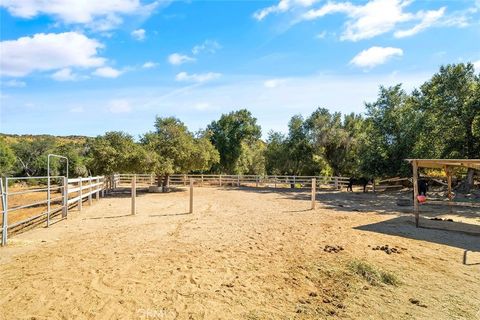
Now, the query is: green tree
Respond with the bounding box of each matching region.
[305,108,364,176]
[418,63,480,189]
[54,142,88,177]
[12,137,56,176]
[208,109,261,173]
[86,132,152,175]
[236,140,266,175]
[0,139,16,176]
[359,85,423,177]
[142,117,219,191]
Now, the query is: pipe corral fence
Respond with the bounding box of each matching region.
[1,175,107,246]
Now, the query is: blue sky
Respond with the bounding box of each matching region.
[1,0,479,138]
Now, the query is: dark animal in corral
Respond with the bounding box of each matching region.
[418,179,428,196]
[347,177,373,193]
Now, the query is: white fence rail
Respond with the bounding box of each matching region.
[1,175,106,246]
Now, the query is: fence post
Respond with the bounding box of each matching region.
[311,178,316,210]
[293,176,296,188]
[78,178,83,211]
[96,177,100,200]
[62,176,68,218]
[88,177,93,205]
[1,178,7,246]
[131,175,136,215]
[256,175,259,188]
[201,174,204,186]
[184,174,187,186]
[101,177,105,197]
[219,175,222,187]
[334,177,339,189]
[189,178,194,214]
[47,174,51,227]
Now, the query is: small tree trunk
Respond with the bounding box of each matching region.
[162,174,170,193]
[157,175,162,187]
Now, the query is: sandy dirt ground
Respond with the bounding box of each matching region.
[0,187,479,320]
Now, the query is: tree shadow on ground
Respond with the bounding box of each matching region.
[149,212,191,218]
[354,215,480,252]
[222,186,480,254]
[225,186,480,220]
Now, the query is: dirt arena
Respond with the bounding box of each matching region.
[1,187,479,319]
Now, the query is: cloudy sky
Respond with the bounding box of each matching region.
[1,0,479,138]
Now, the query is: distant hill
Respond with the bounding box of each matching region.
[0,133,91,145]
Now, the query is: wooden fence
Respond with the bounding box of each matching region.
[113,174,350,189]
[1,175,106,246]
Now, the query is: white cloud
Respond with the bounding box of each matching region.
[350,46,403,68]
[264,78,286,88]
[175,72,221,83]
[253,0,318,21]
[93,67,122,78]
[108,99,131,113]
[304,0,415,41]
[474,60,480,72]
[168,53,196,65]
[394,7,445,38]
[0,0,160,31]
[51,68,79,81]
[192,40,221,55]
[3,79,26,87]
[131,28,146,41]
[0,32,105,77]
[142,61,158,69]
[275,0,451,41]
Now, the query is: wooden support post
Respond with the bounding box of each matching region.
[293,176,296,188]
[88,177,93,205]
[189,178,194,214]
[219,175,222,187]
[412,161,419,227]
[237,175,240,187]
[256,176,259,188]
[184,174,187,186]
[62,176,68,218]
[78,178,83,211]
[131,175,136,215]
[201,174,204,186]
[334,177,339,189]
[445,166,452,200]
[311,178,316,210]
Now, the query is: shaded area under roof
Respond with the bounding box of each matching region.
[405,159,480,170]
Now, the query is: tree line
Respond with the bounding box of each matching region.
[1,63,479,189]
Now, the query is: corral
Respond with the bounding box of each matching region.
[0,175,479,319]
